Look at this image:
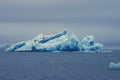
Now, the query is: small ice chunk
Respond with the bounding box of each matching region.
[109,62,120,70]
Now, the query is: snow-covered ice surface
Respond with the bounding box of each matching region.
[109,62,120,70]
[6,30,103,52]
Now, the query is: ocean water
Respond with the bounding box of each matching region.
[0,51,120,80]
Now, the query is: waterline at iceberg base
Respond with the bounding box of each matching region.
[6,30,103,52]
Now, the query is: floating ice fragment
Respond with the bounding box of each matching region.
[109,62,120,70]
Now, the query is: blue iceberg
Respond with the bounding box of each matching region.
[6,30,103,52]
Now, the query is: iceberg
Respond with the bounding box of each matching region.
[6,30,103,52]
[109,62,120,70]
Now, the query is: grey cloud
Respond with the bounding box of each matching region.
[0,0,120,24]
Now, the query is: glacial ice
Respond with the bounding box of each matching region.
[79,36,103,52]
[6,30,103,52]
[109,62,120,70]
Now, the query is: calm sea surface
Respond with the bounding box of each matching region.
[0,51,120,80]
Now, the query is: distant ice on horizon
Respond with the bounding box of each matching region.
[6,30,103,52]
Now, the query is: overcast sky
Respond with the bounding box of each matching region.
[0,0,120,48]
